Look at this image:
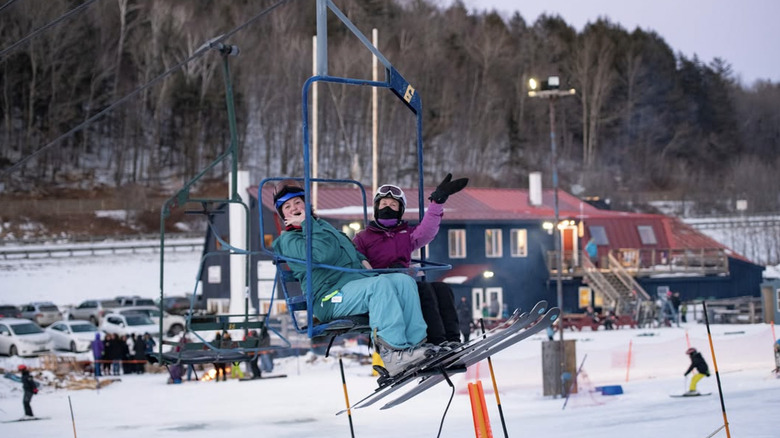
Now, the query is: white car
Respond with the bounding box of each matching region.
[46,320,100,352]
[99,313,159,338]
[0,318,52,356]
[114,306,186,337]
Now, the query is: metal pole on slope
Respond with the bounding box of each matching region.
[68,395,78,438]
[339,357,356,438]
[702,301,731,438]
[480,319,509,438]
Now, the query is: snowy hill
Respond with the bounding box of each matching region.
[0,249,778,437]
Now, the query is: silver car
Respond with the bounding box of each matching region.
[69,299,121,325]
[20,301,63,327]
[0,318,52,356]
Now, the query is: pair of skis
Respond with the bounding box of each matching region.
[338,300,559,413]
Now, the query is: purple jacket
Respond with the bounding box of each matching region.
[353,202,444,269]
[91,333,104,359]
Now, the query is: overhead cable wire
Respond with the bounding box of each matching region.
[0,0,19,14]
[2,0,293,177]
[0,0,100,60]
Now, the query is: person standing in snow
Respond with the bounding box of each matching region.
[19,364,38,418]
[91,332,104,376]
[684,347,710,394]
[456,297,473,343]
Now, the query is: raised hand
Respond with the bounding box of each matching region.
[429,173,469,204]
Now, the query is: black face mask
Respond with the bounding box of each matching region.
[377,206,401,220]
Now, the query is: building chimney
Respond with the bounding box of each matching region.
[529,172,542,206]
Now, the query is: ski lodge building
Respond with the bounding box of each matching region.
[198,184,765,323]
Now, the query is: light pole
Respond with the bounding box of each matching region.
[528,76,575,340]
[529,76,576,397]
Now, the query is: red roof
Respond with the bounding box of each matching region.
[253,185,618,222]
[251,184,746,260]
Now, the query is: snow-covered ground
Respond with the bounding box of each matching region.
[1,250,779,437]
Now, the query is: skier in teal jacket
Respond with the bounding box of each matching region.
[271,180,431,376]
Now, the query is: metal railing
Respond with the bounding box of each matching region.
[547,247,729,277]
[0,238,203,260]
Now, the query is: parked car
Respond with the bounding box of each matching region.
[114,306,186,337]
[46,320,99,352]
[99,313,159,338]
[69,299,121,325]
[0,305,22,319]
[115,296,156,307]
[0,318,52,356]
[160,295,206,316]
[19,301,63,327]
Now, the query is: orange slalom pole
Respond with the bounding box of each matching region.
[685,329,691,349]
[468,381,494,438]
[702,301,731,438]
[771,320,776,344]
[625,339,632,382]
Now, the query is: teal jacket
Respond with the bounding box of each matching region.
[272,217,372,321]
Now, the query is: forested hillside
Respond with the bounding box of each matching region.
[1,0,779,215]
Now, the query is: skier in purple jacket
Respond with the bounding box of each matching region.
[354,174,468,346]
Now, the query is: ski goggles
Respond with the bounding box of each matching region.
[376,184,406,203]
[377,184,403,197]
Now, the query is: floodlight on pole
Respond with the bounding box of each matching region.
[528,76,577,387]
[528,74,576,397]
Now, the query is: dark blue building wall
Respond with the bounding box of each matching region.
[428,220,556,313]
[199,200,276,311]
[200,203,231,301]
[634,258,765,302]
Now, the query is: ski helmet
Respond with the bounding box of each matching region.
[373,184,406,221]
[272,179,305,220]
[17,364,27,371]
[686,347,697,355]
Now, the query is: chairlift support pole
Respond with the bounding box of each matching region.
[293,0,425,339]
[158,43,253,359]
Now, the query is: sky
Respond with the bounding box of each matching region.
[1,248,779,437]
[454,0,780,86]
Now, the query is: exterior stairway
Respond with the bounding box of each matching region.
[582,252,651,317]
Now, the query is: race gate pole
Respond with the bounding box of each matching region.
[338,357,355,438]
[468,381,494,438]
[702,301,731,438]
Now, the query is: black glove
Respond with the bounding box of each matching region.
[429,173,469,204]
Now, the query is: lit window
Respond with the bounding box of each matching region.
[448,229,467,259]
[510,229,528,257]
[637,225,657,245]
[485,229,503,258]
